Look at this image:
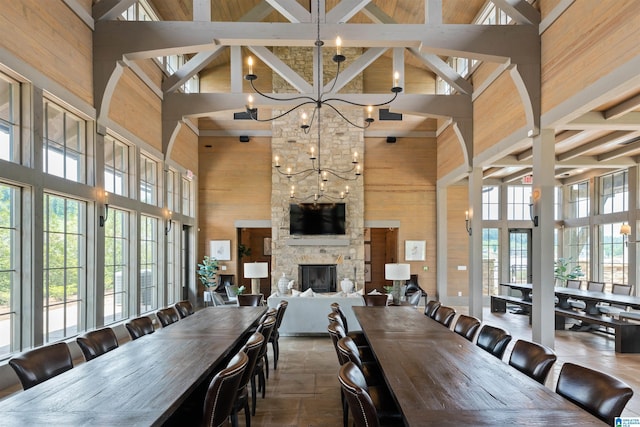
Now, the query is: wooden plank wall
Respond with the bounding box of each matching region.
[446,185,469,297]
[170,124,199,173]
[364,136,436,296]
[541,1,640,115]
[437,124,465,179]
[0,0,93,105]
[197,136,272,281]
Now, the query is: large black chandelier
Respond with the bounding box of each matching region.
[243,0,402,201]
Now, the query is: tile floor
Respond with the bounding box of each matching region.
[246,305,640,426]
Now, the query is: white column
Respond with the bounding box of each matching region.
[468,167,483,319]
[531,128,555,348]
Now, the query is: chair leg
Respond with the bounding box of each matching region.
[342,390,349,427]
[264,354,269,379]
[272,339,279,370]
[244,400,251,427]
[251,375,258,416]
[230,411,238,427]
[259,369,266,398]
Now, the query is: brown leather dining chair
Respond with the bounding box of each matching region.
[237,293,264,306]
[556,362,633,424]
[453,314,481,342]
[330,303,367,346]
[156,307,180,327]
[9,342,73,390]
[230,332,264,427]
[508,339,557,384]
[338,361,403,427]
[337,336,384,386]
[251,315,277,416]
[125,316,155,340]
[433,306,456,328]
[76,327,119,362]
[424,300,441,318]
[363,294,388,306]
[269,300,288,370]
[174,300,194,318]
[202,351,249,427]
[476,324,512,359]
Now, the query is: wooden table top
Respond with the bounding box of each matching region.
[0,306,266,426]
[353,306,607,426]
[501,282,640,308]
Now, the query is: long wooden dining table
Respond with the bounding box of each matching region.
[353,306,607,426]
[0,306,266,426]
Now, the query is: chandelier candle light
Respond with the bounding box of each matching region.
[243,0,402,202]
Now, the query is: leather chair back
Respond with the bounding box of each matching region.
[433,306,456,328]
[230,332,265,426]
[237,293,264,306]
[476,324,512,359]
[77,327,119,362]
[338,361,380,427]
[424,300,441,318]
[331,303,351,333]
[174,300,194,318]
[556,362,633,424]
[156,307,180,327]
[9,342,73,390]
[453,314,481,341]
[274,300,288,330]
[508,339,557,384]
[125,316,155,340]
[363,294,388,306]
[327,322,348,365]
[337,336,364,370]
[202,352,249,427]
[256,316,277,359]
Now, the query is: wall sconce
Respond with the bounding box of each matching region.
[620,223,636,246]
[164,210,173,235]
[99,190,109,227]
[529,189,540,227]
[465,211,472,236]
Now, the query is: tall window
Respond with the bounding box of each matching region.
[482,186,500,220]
[600,222,627,287]
[104,136,129,197]
[139,154,157,205]
[43,194,85,342]
[140,215,158,313]
[555,187,562,220]
[600,170,628,214]
[0,74,19,163]
[104,208,128,324]
[568,181,590,218]
[43,101,86,183]
[506,186,532,220]
[564,226,590,280]
[0,183,19,357]
[182,177,194,217]
[121,0,157,21]
[166,224,180,304]
[482,228,500,295]
[167,169,178,213]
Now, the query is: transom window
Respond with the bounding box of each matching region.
[43,194,86,342]
[482,186,500,220]
[568,181,590,218]
[43,101,86,183]
[104,136,130,197]
[140,154,158,205]
[140,215,158,313]
[0,73,20,163]
[506,186,532,220]
[600,170,628,215]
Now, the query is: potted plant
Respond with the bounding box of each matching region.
[554,257,585,285]
[197,255,219,292]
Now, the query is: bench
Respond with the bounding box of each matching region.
[491,295,532,313]
[554,308,640,353]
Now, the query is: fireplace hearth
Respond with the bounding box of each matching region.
[299,264,337,293]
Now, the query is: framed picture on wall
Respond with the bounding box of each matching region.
[364,244,371,262]
[263,237,272,256]
[405,240,426,261]
[210,240,231,261]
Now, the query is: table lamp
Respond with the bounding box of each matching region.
[244,262,268,295]
[385,263,411,305]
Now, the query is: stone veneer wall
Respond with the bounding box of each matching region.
[270,46,365,291]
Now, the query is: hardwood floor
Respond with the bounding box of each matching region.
[247,306,640,426]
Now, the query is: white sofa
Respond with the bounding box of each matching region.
[267,292,364,336]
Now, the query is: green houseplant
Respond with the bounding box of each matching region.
[197,255,219,290]
[554,257,585,285]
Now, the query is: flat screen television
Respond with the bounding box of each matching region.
[290,203,346,235]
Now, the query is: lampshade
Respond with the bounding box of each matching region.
[244,262,268,279]
[385,263,411,281]
[620,223,632,236]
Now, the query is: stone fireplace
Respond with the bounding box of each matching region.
[299,264,337,293]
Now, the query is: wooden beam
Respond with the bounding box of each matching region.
[605,93,640,120]
[324,47,388,93]
[491,0,540,25]
[247,46,314,94]
[562,112,640,131]
[326,0,372,23]
[93,0,136,21]
[192,0,211,21]
[598,139,640,161]
[266,0,310,23]
[502,167,532,183]
[556,131,636,161]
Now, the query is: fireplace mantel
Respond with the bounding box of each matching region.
[286,238,350,246]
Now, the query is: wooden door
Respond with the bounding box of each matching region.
[367,228,398,292]
[238,228,272,295]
